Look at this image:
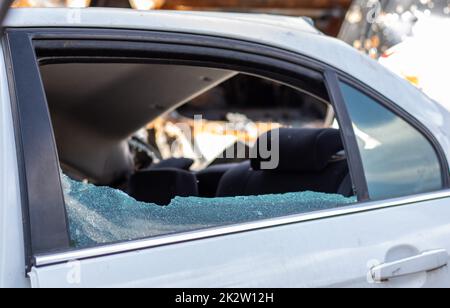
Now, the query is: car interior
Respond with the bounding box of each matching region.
[41,62,354,207]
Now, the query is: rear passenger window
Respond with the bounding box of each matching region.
[339,82,443,200]
[40,62,358,248]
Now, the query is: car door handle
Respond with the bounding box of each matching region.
[370,249,449,282]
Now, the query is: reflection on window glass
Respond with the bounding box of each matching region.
[339,82,442,200]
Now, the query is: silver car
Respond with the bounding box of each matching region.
[0,7,449,288]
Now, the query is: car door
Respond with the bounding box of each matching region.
[7,28,450,288]
[29,195,450,288]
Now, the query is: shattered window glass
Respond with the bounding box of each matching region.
[62,173,356,248]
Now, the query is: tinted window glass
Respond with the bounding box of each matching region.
[339,82,442,200]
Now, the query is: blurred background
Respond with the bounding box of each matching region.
[11,0,352,36]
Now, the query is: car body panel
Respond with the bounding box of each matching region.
[379,34,450,112]
[0,46,30,288]
[30,196,450,288]
[4,8,450,167]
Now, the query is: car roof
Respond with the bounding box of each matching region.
[4,8,450,164]
[4,7,320,34]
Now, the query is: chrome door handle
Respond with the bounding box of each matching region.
[370,249,449,282]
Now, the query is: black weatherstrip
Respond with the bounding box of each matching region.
[324,71,370,202]
[4,30,71,270]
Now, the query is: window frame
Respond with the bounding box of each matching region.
[4,28,449,271]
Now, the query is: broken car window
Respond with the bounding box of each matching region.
[63,173,357,248]
[41,62,355,249]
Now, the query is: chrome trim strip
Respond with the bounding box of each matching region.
[35,189,450,267]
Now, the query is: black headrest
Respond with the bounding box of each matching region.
[150,158,194,171]
[128,168,199,205]
[251,128,343,172]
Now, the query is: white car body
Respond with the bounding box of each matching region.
[1,8,450,288]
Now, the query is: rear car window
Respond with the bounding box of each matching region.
[40,62,356,248]
[339,82,443,200]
